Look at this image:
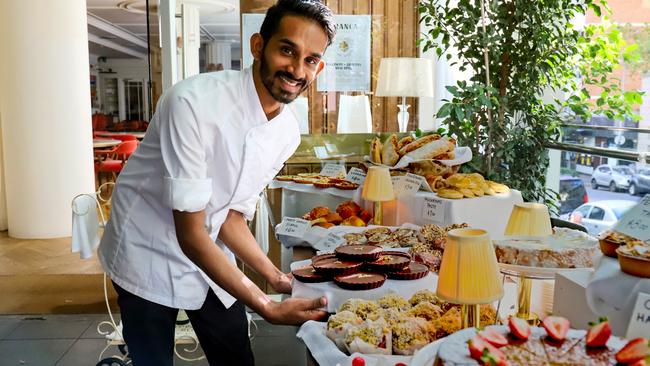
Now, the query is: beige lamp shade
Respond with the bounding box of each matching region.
[375,58,435,98]
[504,203,552,237]
[362,166,395,202]
[437,228,504,304]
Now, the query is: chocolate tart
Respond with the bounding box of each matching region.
[312,255,362,276]
[365,251,411,272]
[291,266,331,283]
[387,261,429,280]
[599,238,621,258]
[334,272,387,290]
[617,248,650,278]
[335,244,383,262]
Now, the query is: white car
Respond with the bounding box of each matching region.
[590,165,633,192]
[569,200,636,236]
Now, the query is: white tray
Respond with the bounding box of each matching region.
[499,262,592,280]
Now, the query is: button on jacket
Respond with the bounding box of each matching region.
[98,67,300,310]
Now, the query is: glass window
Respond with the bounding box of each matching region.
[612,206,632,219]
[589,206,605,220]
[576,205,592,217]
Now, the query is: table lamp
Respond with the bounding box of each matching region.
[504,202,552,322]
[375,57,434,132]
[361,166,395,225]
[437,228,504,328]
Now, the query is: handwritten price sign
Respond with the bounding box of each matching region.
[345,167,367,185]
[422,196,446,224]
[276,217,310,238]
[614,194,650,241]
[392,174,432,195]
[320,163,347,177]
[314,232,345,252]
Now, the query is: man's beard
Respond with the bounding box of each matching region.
[260,53,309,104]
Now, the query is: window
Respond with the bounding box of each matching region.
[589,206,605,220]
[576,205,592,217]
[599,166,610,173]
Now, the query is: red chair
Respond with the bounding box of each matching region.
[95,140,139,183]
[112,134,137,142]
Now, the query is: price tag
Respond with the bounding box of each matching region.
[625,292,650,339]
[276,217,310,238]
[314,232,345,252]
[422,196,446,224]
[406,173,433,192]
[345,167,367,185]
[314,146,329,159]
[320,163,347,177]
[392,175,421,196]
[613,194,650,241]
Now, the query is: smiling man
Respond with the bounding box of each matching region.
[97,1,336,365]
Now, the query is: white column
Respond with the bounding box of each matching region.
[206,41,232,70]
[0,0,95,238]
[118,78,126,121]
[159,0,178,91]
[181,3,201,78]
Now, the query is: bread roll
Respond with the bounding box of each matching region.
[398,134,442,156]
[397,136,415,151]
[381,134,400,166]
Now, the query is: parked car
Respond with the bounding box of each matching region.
[628,168,650,196]
[590,165,633,192]
[568,200,636,236]
[558,176,588,218]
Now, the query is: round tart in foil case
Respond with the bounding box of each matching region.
[291,266,331,283]
[334,272,387,290]
[387,262,429,280]
[365,251,411,272]
[334,181,360,190]
[312,255,362,276]
[335,244,383,262]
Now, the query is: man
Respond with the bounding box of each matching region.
[97,1,336,365]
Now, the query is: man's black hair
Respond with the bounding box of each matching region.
[260,0,336,46]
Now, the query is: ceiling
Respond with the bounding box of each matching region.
[86,0,241,59]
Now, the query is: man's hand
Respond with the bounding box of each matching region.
[271,272,293,295]
[263,297,328,325]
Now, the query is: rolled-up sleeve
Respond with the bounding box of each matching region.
[158,94,212,212]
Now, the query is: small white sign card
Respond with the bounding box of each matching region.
[314,232,345,252]
[391,173,432,195]
[276,217,310,238]
[626,292,650,339]
[422,196,446,225]
[613,194,650,241]
[320,163,347,177]
[345,167,367,185]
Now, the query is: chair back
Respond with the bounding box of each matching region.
[113,140,138,161]
[112,134,137,142]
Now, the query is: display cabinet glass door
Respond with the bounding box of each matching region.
[125,80,145,121]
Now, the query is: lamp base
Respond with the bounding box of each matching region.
[461,304,481,329]
[516,277,540,325]
[397,97,410,133]
[372,201,383,226]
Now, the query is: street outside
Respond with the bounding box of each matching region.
[576,174,642,203]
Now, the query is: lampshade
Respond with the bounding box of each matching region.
[337,95,372,133]
[375,58,435,98]
[362,166,395,202]
[504,203,552,237]
[437,228,504,304]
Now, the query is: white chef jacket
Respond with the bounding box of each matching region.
[98,67,301,310]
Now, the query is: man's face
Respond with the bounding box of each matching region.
[258,15,328,103]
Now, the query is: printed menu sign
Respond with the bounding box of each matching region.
[422,197,446,224]
[320,163,346,177]
[626,292,650,339]
[345,167,366,185]
[276,218,310,238]
[613,194,650,241]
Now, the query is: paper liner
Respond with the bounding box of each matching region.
[334,272,387,290]
[335,244,383,262]
[326,323,357,351]
[387,262,430,280]
[291,266,331,283]
[312,256,363,276]
[344,319,392,355]
[365,252,411,272]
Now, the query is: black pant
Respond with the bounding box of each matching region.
[113,282,254,366]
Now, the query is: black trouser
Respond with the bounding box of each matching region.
[113,282,254,366]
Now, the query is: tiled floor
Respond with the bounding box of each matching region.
[0,313,307,366]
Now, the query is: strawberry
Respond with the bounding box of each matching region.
[616,338,650,364]
[586,317,611,348]
[480,348,509,366]
[508,317,531,340]
[468,336,506,362]
[628,359,647,366]
[479,327,509,348]
[351,356,365,366]
[542,316,570,341]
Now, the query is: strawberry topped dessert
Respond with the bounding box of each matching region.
[436,316,648,366]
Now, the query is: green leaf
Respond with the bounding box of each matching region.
[436,103,453,118]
